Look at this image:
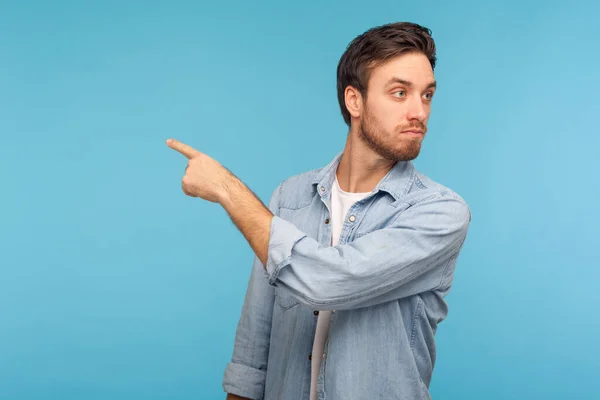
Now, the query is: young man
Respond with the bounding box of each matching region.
[167,22,471,400]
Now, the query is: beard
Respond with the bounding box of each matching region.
[358,107,426,162]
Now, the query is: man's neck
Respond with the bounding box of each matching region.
[336,131,396,193]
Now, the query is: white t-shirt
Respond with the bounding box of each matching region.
[309,174,372,400]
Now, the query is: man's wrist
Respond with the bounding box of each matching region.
[218,173,272,221]
[218,171,243,208]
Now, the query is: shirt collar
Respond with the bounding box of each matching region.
[312,151,415,201]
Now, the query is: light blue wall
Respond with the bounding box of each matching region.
[1,1,598,398]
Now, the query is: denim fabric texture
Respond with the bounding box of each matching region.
[223,152,471,399]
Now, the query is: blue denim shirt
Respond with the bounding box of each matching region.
[222,152,471,399]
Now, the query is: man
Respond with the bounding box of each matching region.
[167,21,471,400]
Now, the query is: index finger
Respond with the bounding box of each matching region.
[166,139,200,159]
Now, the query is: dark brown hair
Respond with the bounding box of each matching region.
[336,22,437,126]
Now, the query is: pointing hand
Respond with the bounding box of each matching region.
[166,138,235,203]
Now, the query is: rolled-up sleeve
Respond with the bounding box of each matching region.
[223,359,266,399]
[265,216,307,285]
[222,184,284,399]
[265,190,471,310]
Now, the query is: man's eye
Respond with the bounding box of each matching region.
[424,92,434,100]
[393,91,406,98]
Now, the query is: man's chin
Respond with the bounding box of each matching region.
[387,145,421,162]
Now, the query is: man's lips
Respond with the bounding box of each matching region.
[401,129,424,136]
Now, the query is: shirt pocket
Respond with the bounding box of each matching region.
[274,289,300,310]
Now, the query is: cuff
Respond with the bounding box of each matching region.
[266,216,306,285]
[222,361,266,399]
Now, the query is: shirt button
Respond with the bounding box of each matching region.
[324,218,330,224]
[349,215,356,222]
[313,310,319,316]
[319,186,325,193]
[323,352,327,359]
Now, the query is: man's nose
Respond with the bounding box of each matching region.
[406,96,426,121]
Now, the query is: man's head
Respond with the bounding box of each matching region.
[337,22,437,161]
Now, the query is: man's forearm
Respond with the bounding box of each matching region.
[226,394,252,400]
[220,176,273,267]
[166,138,274,268]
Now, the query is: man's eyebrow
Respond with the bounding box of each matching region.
[387,78,437,90]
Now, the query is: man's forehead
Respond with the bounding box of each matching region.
[370,55,435,86]
[369,73,436,91]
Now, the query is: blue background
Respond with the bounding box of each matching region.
[1,1,598,399]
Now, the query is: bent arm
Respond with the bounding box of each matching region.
[221,178,470,311]
[265,191,471,310]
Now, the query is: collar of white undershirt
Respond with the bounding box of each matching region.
[333,174,373,198]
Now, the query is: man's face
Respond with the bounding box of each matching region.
[357,52,436,161]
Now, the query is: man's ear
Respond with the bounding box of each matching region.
[344,85,363,120]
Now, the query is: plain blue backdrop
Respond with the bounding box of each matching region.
[1,1,598,399]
